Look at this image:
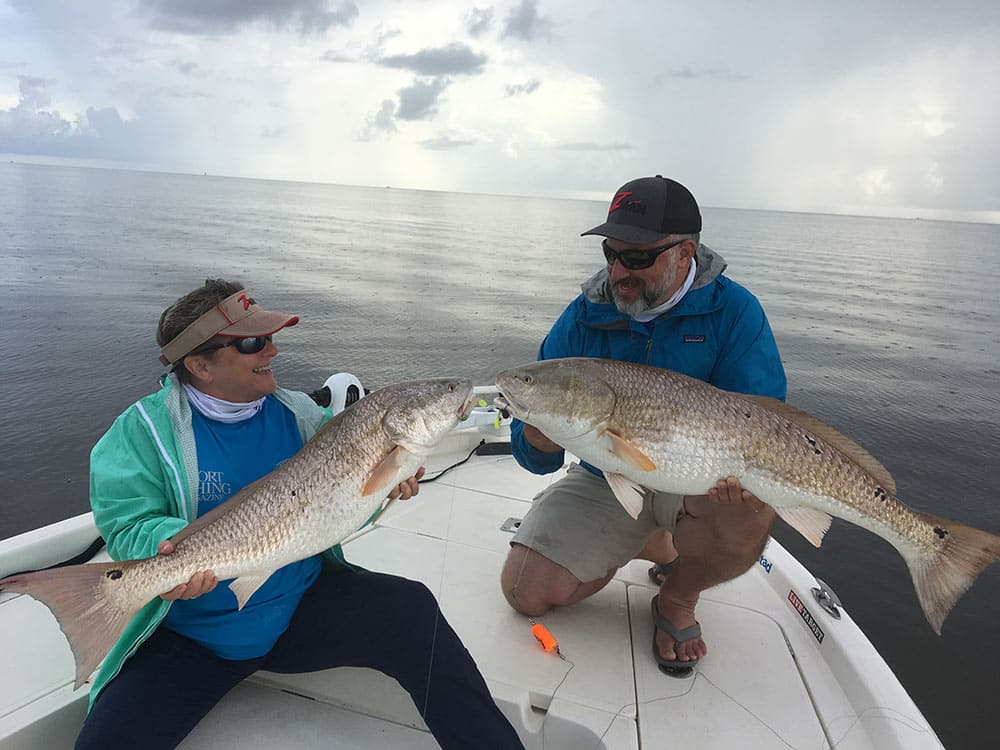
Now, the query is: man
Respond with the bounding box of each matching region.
[78,279,523,749]
[501,176,786,674]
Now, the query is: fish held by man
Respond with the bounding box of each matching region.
[494,357,1000,634]
[0,378,474,688]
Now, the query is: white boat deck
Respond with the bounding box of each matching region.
[0,429,945,749]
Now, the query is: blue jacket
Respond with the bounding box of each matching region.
[511,244,787,475]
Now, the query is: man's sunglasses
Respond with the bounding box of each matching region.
[191,335,273,357]
[602,238,684,270]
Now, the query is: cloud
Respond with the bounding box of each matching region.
[141,0,359,35]
[376,43,487,76]
[151,85,210,99]
[359,99,397,140]
[320,49,355,63]
[169,59,199,75]
[396,77,450,120]
[419,134,478,150]
[553,142,635,152]
[501,0,553,42]
[504,79,540,97]
[666,67,749,81]
[0,76,146,160]
[465,7,494,38]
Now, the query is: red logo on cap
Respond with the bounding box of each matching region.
[238,294,254,310]
[609,191,633,213]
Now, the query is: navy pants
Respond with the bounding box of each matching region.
[76,569,524,749]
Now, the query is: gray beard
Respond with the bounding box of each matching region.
[611,269,676,316]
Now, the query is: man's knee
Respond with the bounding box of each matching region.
[500,544,580,617]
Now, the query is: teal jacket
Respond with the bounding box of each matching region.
[512,245,787,475]
[87,374,351,710]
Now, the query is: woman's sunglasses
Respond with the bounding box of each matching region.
[602,238,684,270]
[191,335,273,357]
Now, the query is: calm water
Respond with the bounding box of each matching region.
[1,162,998,748]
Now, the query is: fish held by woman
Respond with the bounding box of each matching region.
[0,378,475,688]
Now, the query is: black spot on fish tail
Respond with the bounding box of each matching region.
[933,526,948,539]
[105,569,123,580]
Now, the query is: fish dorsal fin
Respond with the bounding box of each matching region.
[604,472,646,520]
[229,572,274,610]
[605,429,657,472]
[774,507,833,548]
[742,395,896,494]
[362,445,412,497]
[167,473,272,549]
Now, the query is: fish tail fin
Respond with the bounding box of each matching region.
[0,561,139,688]
[908,512,1000,635]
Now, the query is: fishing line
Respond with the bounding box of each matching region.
[420,478,459,720]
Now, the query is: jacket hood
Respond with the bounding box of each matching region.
[581,243,727,305]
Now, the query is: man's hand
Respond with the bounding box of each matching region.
[523,424,562,453]
[389,466,426,500]
[156,539,219,601]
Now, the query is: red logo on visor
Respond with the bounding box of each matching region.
[238,294,254,310]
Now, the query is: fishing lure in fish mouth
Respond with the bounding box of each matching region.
[492,396,511,426]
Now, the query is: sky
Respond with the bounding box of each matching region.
[1,0,999,222]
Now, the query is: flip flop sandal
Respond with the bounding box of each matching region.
[651,594,701,676]
[647,557,679,585]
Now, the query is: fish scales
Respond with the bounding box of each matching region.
[0,377,474,687]
[576,359,920,536]
[495,357,1000,633]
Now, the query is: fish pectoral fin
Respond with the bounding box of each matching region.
[229,573,274,610]
[605,430,657,472]
[362,445,413,497]
[604,472,646,520]
[774,507,833,548]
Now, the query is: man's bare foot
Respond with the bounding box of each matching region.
[654,585,706,663]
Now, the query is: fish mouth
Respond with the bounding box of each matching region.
[459,394,478,419]
[492,390,527,419]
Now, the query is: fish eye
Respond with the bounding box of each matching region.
[523,375,533,385]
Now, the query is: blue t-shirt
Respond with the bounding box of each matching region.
[163,395,322,660]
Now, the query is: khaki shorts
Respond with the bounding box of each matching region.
[511,463,686,583]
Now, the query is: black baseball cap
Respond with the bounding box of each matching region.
[581,175,702,244]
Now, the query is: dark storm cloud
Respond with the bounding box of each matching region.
[0,77,146,160]
[504,79,540,97]
[377,43,487,76]
[501,0,553,42]
[465,7,494,38]
[396,77,450,120]
[141,0,359,35]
